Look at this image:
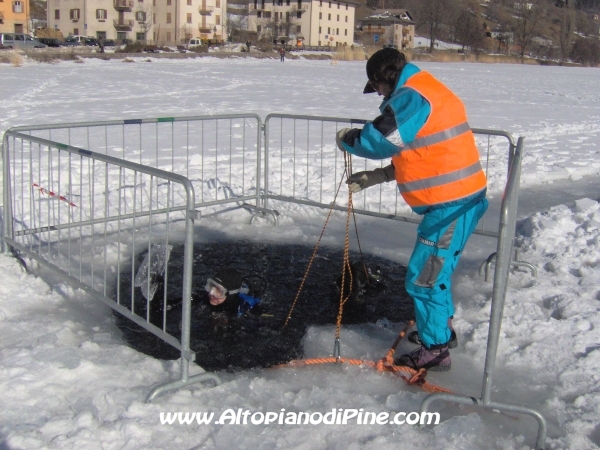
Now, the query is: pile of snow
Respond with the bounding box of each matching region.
[209,43,247,53]
[414,36,464,51]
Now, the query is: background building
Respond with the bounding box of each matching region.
[45,0,226,45]
[0,0,30,34]
[356,9,414,49]
[247,0,359,48]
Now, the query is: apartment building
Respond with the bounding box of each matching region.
[356,9,415,50]
[46,0,226,45]
[0,0,30,34]
[247,0,359,47]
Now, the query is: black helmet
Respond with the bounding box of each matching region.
[363,48,407,94]
[213,269,243,294]
[206,268,244,314]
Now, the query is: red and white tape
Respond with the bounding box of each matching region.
[32,183,77,207]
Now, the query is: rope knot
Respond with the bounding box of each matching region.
[406,368,428,386]
[376,355,395,372]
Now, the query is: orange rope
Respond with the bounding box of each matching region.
[277,357,451,394]
[275,320,453,395]
[380,320,414,363]
[283,163,348,327]
[278,154,451,394]
[335,152,353,341]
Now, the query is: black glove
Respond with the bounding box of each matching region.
[336,128,351,151]
[346,164,395,193]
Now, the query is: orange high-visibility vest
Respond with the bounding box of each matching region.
[391,71,487,208]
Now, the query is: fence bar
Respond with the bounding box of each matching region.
[10,114,264,218]
[419,137,547,450]
[264,114,519,240]
[483,136,523,403]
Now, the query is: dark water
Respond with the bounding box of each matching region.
[113,241,413,371]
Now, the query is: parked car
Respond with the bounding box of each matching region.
[103,39,116,47]
[37,38,64,48]
[84,37,98,46]
[0,33,47,49]
[188,38,202,48]
[65,35,88,45]
[63,36,82,47]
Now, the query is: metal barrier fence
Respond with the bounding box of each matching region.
[1,126,229,401]
[420,137,547,450]
[2,114,545,448]
[264,113,514,237]
[263,114,545,449]
[9,114,264,218]
[3,114,265,400]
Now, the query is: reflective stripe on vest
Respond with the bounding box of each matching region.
[391,70,487,207]
[403,122,471,151]
[397,161,484,193]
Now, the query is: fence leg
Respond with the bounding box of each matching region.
[146,362,221,403]
[420,393,547,450]
[479,252,497,282]
[248,206,280,225]
[479,250,537,282]
[512,249,537,277]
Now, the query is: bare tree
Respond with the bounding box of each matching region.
[575,8,597,37]
[493,27,514,54]
[227,12,249,43]
[557,0,576,61]
[180,25,194,46]
[255,9,300,47]
[256,12,276,44]
[135,4,155,43]
[511,0,548,57]
[227,0,250,43]
[278,10,298,44]
[570,36,600,66]
[29,0,47,34]
[413,0,456,52]
[454,9,485,53]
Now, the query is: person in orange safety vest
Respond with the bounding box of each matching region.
[336,48,488,372]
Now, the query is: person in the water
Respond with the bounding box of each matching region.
[205,268,262,317]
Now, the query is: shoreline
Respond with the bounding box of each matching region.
[0,46,589,67]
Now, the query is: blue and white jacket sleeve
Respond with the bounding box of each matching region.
[339,64,431,160]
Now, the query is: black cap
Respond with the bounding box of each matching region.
[363,80,376,94]
[213,268,243,293]
[363,48,405,94]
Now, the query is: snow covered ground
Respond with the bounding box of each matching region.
[1,55,600,449]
